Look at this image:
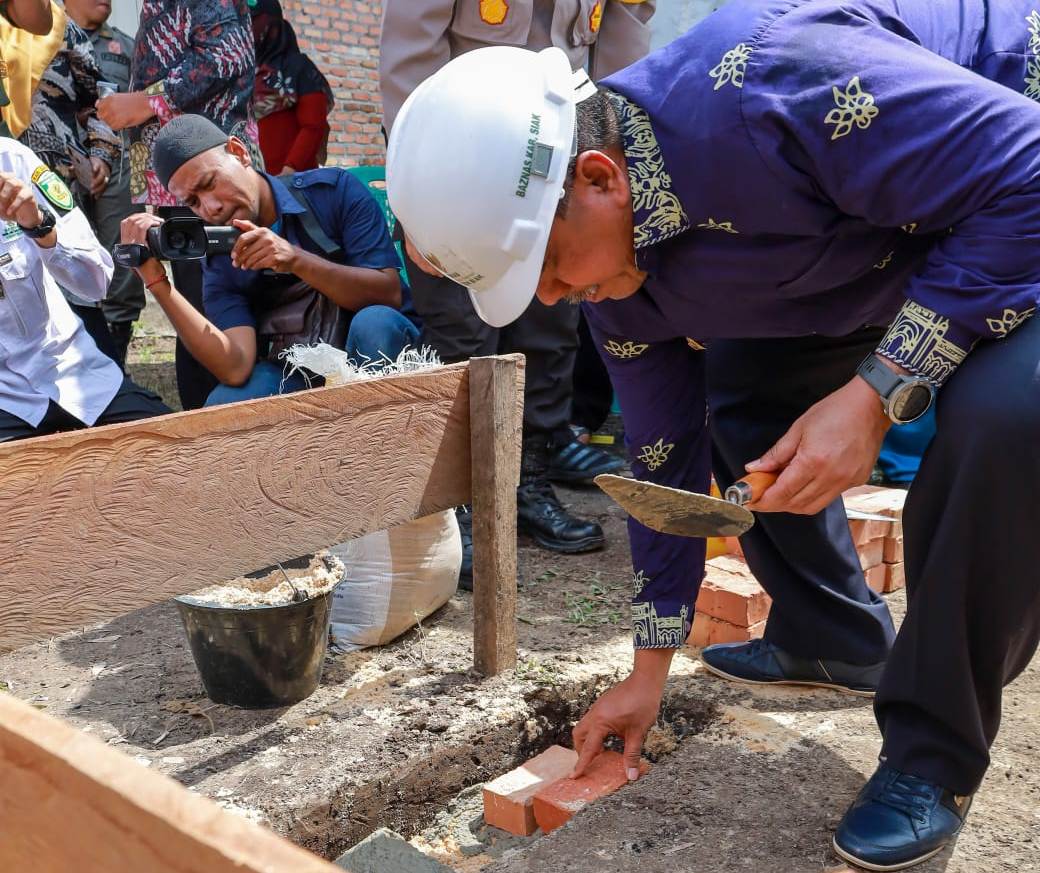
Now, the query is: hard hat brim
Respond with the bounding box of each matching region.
[465,230,547,328]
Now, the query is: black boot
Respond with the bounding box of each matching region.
[517,439,605,553]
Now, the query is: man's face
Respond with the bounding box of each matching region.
[534,150,644,307]
[64,0,111,30]
[168,139,260,226]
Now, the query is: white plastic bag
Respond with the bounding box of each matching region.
[329,511,462,652]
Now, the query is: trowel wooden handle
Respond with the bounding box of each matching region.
[724,471,779,506]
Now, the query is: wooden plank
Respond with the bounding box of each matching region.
[0,363,473,652]
[469,355,524,675]
[0,692,338,873]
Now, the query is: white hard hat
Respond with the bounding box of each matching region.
[387,46,582,327]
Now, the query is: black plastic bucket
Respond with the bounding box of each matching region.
[174,589,333,709]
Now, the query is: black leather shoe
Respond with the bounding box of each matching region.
[517,479,605,553]
[834,764,972,870]
[455,505,473,592]
[700,639,885,696]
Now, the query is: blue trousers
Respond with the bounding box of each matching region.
[205,305,419,406]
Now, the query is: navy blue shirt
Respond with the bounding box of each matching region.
[203,168,411,333]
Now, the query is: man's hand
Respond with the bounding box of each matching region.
[572,648,672,782]
[89,157,111,197]
[120,212,166,284]
[96,92,154,131]
[230,219,298,272]
[0,171,45,228]
[745,376,891,515]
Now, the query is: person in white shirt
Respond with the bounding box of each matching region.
[0,137,169,441]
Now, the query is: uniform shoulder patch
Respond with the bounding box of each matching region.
[30,165,74,213]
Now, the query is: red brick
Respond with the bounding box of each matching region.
[858,537,885,571]
[847,516,891,546]
[698,556,771,627]
[865,563,886,594]
[687,615,765,647]
[884,535,904,564]
[844,485,907,519]
[532,752,648,833]
[482,745,578,836]
[884,562,905,593]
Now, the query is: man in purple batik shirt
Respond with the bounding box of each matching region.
[386,1,1040,868]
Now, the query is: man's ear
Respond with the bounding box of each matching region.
[574,150,628,206]
[226,136,252,168]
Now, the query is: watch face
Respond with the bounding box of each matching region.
[890,381,933,423]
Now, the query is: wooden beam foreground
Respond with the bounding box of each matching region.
[470,357,523,675]
[0,692,339,873]
[0,356,523,667]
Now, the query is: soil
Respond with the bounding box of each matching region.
[4,326,1035,872]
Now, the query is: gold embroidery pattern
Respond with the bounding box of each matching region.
[824,76,879,141]
[986,307,1035,338]
[603,339,650,359]
[708,43,753,91]
[697,218,739,234]
[1028,10,1040,54]
[633,602,690,648]
[901,223,918,234]
[607,92,690,250]
[879,301,970,384]
[589,1,602,32]
[873,252,894,270]
[637,439,674,471]
[632,570,649,596]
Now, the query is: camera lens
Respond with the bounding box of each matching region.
[168,231,187,249]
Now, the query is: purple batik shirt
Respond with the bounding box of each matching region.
[589,0,1040,649]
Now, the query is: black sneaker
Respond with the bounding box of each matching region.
[700,639,885,697]
[547,438,625,484]
[517,479,605,553]
[455,505,473,592]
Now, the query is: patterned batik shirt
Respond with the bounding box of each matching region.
[586,0,1040,649]
[130,0,261,207]
[18,20,120,190]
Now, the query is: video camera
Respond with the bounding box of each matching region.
[113,216,240,268]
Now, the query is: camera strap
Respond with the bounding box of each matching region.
[284,184,343,261]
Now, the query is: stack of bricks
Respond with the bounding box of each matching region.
[687,485,908,648]
[844,485,907,594]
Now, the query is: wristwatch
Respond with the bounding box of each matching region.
[856,354,936,424]
[19,207,56,239]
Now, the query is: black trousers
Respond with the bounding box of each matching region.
[709,321,1040,794]
[404,249,578,441]
[0,377,171,442]
[158,206,218,410]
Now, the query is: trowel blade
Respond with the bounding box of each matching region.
[595,474,754,538]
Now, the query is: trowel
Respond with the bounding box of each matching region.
[595,472,895,539]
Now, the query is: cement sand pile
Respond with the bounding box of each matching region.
[181,553,345,608]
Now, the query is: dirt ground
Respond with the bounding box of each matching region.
[4,332,1036,871]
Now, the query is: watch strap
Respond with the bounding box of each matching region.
[19,206,56,239]
[857,354,902,400]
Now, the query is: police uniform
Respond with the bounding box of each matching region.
[83,20,145,362]
[588,0,1040,797]
[0,138,168,440]
[380,0,655,464]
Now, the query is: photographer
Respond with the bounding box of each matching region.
[120,115,417,406]
[0,138,169,441]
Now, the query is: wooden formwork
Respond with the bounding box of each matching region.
[0,354,524,872]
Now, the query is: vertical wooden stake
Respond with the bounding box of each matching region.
[469,355,523,675]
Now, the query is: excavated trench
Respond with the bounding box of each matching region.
[283,673,721,862]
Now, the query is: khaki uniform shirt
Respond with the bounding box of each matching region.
[380,0,656,130]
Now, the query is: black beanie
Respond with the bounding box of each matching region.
[152,115,230,190]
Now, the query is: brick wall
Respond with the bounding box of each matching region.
[282,0,386,167]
